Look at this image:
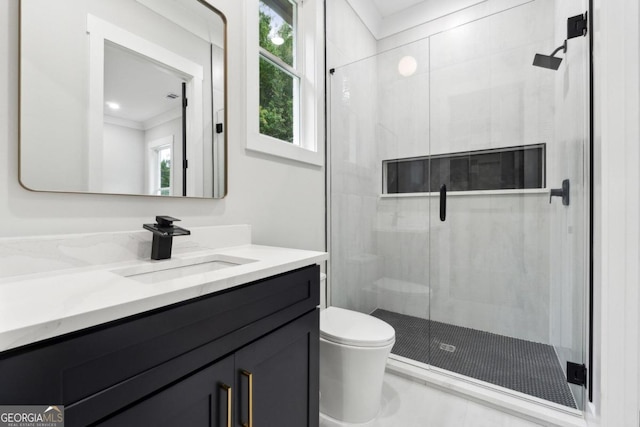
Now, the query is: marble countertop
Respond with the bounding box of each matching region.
[0,243,327,352]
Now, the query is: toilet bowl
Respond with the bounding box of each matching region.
[319,306,395,423]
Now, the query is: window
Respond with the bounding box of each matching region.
[156,145,172,196]
[259,0,298,144]
[383,144,545,194]
[246,0,323,166]
[147,136,174,196]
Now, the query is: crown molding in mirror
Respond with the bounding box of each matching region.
[19,0,227,199]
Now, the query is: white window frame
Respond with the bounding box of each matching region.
[246,0,324,166]
[147,136,175,196]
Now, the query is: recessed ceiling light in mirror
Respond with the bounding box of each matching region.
[398,56,417,77]
[20,0,227,199]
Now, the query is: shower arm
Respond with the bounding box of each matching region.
[550,40,568,58]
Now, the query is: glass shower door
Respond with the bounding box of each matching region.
[329,39,433,365]
[427,0,589,410]
[371,39,432,364]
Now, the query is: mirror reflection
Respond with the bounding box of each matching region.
[20,0,226,198]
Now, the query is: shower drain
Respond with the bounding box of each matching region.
[439,343,456,352]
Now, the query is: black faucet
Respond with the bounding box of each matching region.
[143,216,191,260]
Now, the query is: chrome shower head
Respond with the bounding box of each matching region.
[532,40,567,70]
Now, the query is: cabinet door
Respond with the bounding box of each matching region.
[235,310,319,427]
[96,355,234,427]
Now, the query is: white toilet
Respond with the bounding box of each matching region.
[319,275,396,423]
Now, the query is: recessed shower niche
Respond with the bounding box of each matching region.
[329,0,589,411]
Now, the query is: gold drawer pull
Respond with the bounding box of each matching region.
[241,370,253,427]
[220,383,232,427]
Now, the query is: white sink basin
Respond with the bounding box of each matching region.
[112,254,256,284]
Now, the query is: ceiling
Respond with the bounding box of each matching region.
[370,0,426,18]
[136,0,224,49]
[347,0,487,40]
[104,42,184,126]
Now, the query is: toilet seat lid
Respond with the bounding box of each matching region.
[320,307,396,348]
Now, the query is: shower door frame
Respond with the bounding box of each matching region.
[325,0,593,418]
[425,0,590,412]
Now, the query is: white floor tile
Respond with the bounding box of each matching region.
[320,372,544,427]
[463,400,543,427]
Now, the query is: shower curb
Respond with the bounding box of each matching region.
[386,358,587,427]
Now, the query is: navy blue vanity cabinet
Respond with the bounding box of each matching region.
[96,355,235,427]
[235,309,319,427]
[0,265,320,427]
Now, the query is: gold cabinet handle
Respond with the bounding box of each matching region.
[241,370,253,427]
[220,383,232,427]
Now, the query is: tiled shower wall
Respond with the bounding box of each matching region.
[330,56,380,314]
[329,0,588,396]
[327,0,378,314]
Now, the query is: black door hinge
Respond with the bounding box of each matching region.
[216,123,223,134]
[183,159,188,169]
[567,362,587,387]
[183,97,188,108]
[567,12,588,39]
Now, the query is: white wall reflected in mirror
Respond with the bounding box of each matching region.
[20,0,226,198]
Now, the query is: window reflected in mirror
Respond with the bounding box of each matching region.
[19,0,226,198]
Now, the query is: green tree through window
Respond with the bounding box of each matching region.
[160,159,171,194]
[259,4,296,143]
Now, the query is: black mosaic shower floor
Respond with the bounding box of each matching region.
[371,309,577,408]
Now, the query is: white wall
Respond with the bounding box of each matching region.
[422,1,564,343]
[1,0,325,254]
[208,43,225,198]
[329,57,380,314]
[372,38,431,320]
[326,0,377,68]
[589,0,640,425]
[20,0,213,194]
[376,0,532,52]
[329,0,584,346]
[327,0,378,313]
[102,122,145,194]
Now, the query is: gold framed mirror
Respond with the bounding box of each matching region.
[20,0,227,198]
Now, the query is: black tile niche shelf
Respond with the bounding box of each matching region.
[383,144,546,194]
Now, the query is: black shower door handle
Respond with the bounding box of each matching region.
[440,184,447,222]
